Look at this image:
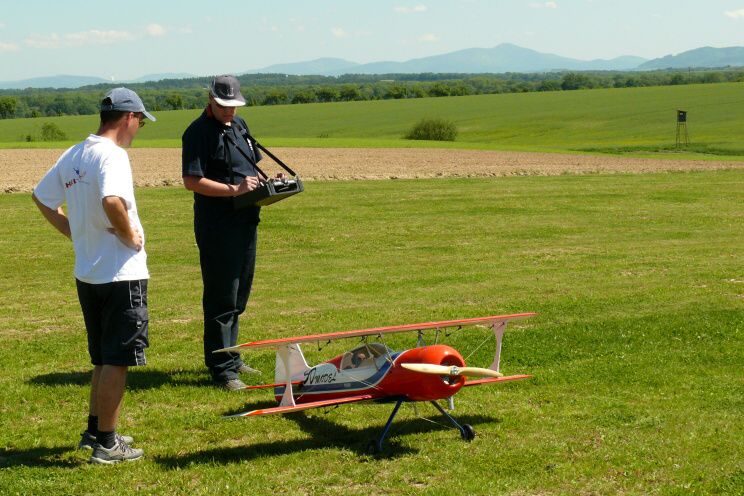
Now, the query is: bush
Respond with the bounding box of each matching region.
[404,118,458,141]
[40,122,67,141]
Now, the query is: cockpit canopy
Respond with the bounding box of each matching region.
[340,343,391,370]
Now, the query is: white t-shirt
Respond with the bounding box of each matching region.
[34,134,149,284]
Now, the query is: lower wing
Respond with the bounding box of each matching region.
[226,394,375,417]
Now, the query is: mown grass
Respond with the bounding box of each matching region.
[0,171,742,495]
[1,82,744,159]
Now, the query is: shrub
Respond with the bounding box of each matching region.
[404,118,458,141]
[40,122,67,141]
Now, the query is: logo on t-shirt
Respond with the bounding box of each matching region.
[65,166,89,189]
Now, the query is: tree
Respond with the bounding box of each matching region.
[263,89,288,105]
[291,89,316,104]
[0,97,17,119]
[561,72,593,90]
[165,93,184,109]
[316,86,339,102]
[384,84,407,99]
[339,85,361,101]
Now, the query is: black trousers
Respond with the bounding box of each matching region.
[195,219,257,382]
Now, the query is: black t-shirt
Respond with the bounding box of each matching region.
[182,110,263,223]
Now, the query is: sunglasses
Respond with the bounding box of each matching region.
[132,113,146,128]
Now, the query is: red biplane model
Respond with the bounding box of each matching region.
[215,313,535,451]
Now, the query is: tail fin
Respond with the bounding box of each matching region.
[275,343,310,384]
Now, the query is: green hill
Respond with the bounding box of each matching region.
[2,82,743,158]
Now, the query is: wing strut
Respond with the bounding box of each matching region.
[276,344,296,407]
[488,320,507,373]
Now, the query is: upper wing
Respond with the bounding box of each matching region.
[226,394,375,417]
[462,374,533,387]
[216,313,536,353]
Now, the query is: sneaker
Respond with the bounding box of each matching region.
[217,378,247,391]
[78,431,134,450]
[238,364,261,375]
[89,435,143,464]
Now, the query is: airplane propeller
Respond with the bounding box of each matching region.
[401,363,503,378]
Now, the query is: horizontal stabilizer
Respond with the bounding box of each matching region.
[226,394,374,417]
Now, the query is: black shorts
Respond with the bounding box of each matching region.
[76,279,149,367]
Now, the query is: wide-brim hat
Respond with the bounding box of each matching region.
[209,75,246,107]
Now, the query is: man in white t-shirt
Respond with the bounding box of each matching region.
[32,87,155,464]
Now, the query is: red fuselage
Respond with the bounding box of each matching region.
[277,345,467,404]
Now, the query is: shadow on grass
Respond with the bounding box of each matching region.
[28,368,215,390]
[155,408,499,468]
[0,446,82,469]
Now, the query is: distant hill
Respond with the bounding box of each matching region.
[0,75,111,90]
[0,72,197,90]
[127,73,197,83]
[3,45,743,90]
[243,58,360,76]
[246,44,648,75]
[638,46,744,70]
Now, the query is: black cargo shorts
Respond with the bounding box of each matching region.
[76,279,149,366]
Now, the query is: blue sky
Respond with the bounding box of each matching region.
[1,0,743,81]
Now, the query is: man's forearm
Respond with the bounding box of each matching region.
[32,193,71,239]
[102,196,142,251]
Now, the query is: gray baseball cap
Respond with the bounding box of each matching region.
[209,75,246,107]
[100,87,156,121]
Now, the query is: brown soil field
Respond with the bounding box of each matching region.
[4,147,743,193]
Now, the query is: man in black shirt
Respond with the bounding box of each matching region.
[182,75,263,390]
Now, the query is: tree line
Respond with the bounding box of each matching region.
[1,68,742,119]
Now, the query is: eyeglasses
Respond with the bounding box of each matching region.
[132,112,146,128]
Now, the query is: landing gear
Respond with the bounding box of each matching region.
[430,401,475,442]
[460,423,476,441]
[368,399,477,453]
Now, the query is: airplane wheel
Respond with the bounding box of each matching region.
[460,424,476,441]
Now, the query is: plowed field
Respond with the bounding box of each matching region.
[4,147,743,193]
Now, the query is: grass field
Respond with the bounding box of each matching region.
[2,82,744,159]
[1,170,742,495]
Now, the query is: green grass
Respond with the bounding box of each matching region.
[0,171,742,494]
[2,83,744,159]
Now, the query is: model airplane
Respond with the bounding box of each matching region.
[215,313,535,451]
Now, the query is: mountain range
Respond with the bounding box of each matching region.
[2,44,743,90]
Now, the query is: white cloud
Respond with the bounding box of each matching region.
[146,23,167,37]
[394,5,428,14]
[529,1,557,8]
[331,27,348,38]
[64,29,136,46]
[25,33,62,49]
[419,33,438,42]
[725,8,744,18]
[0,41,18,52]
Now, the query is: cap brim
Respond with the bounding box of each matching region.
[142,110,156,122]
[212,96,246,107]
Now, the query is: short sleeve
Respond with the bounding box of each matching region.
[33,148,73,209]
[33,164,65,209]
[100,147,134,203]
[182,125,207,177]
